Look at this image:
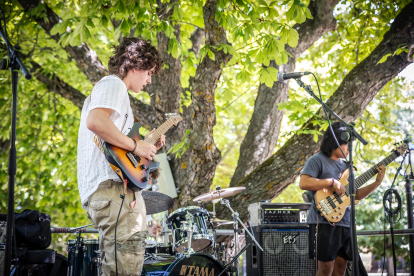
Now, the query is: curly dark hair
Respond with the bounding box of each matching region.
[150,168,160,180]
[108,37,163,79]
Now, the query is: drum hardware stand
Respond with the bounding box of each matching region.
[220,196,263,275]
[220,242,226,263]
[198,200,218,258]
[218,243,251,276]
[95,250,102,275]
[220,198,263,252]
[69,223,94,233]
[67,224,94,276]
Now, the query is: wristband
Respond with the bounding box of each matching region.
[330,178,334,187]
[131,138,137,153]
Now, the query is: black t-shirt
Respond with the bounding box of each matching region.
[301,152,349,227]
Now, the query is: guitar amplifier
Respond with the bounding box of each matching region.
[248,203,311,226]
[246,225,316,276]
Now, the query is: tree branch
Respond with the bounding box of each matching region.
[223,0,414,221]
[17,0,108,84]
[29,61,154,128]
[230,0,341,186]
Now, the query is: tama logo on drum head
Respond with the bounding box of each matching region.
[179,265,215,276]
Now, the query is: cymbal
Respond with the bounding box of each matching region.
[193,187,246,202]
[211,218,234,226]
[142,191,174,215]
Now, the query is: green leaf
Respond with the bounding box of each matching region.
[118,1,127,14]
[86,18,95,28]
[73,18,87,37]
[207,49,215,61]
[168,38,181,59]
[303,6,313,19]
[50,21,68,36]
[101,15,109,28]
[120,18,130,35]
[80,26,91,42]
[377,53,391,64]
[287,28,299,47]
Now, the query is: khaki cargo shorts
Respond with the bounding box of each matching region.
[86,179,147,276]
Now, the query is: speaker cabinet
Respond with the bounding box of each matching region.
[246,225,316,276]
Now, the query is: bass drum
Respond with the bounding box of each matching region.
[141,254,228,276]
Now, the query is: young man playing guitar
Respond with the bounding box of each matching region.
[77,37,164,276]
[300,122,386,276]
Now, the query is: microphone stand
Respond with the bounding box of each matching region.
[0,22,32,276]
[295,78,367,276]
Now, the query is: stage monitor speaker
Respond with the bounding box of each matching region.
[246,225,316,276]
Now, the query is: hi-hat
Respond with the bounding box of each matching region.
[193,187,246,202]
[210,218,234,226]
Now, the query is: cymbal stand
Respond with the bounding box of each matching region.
[198,200,217,258]
[220,198,263,252]
[220,197,263,274]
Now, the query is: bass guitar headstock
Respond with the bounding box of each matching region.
[166,113,183,126]
[395,142,409,156]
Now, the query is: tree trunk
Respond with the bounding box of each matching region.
[230,0,340,186]
[173,0,232,206]
[219,0,414,222]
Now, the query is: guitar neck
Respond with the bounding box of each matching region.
[355,150,399,189]
[144,119,174,145]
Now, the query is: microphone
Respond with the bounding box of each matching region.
[277,72,311,82]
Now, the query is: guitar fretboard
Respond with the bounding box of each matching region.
[346,151,399,192]
[144,119,175,145]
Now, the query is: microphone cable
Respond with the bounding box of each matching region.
[311,73,348,163]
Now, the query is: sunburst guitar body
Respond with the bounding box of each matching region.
[314,143,408,224]
[97,114,182,192]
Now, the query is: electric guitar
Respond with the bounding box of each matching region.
[95,114,182,192]
[315,142,409,223]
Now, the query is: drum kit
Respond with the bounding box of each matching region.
[65,187,263,276]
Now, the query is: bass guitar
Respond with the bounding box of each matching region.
[95,113,182,192]
[315,142,408,223]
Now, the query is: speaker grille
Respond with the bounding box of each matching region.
[261,228,316,276]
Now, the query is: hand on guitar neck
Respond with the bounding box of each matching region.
[145,128,166,151]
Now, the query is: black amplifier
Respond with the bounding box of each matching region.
[248,203,310,225]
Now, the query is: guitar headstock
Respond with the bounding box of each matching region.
[395,142,409,156]
[166,113,183,126]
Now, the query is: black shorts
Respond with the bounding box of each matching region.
[308,224,352,262]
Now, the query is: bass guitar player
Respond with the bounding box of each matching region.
[299,122,386,276]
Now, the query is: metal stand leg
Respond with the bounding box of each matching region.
[233,212,239,276]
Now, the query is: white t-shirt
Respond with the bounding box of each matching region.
[77,75,134,208]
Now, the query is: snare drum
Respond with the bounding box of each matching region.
[167,206,213,253]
